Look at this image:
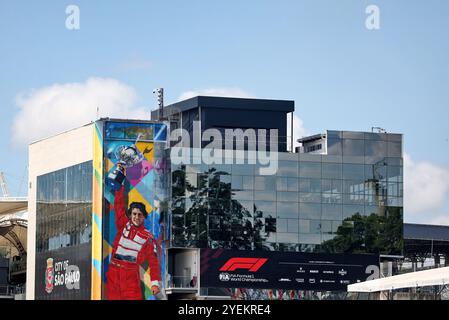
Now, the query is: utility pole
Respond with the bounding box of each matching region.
[0,171,9,197]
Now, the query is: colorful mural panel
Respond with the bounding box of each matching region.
[101,121,168,300]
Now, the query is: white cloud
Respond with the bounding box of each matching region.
[287,113,310,148]
[428,215,449,226]
[404,152,449,215]
[12,77,150,146]
[178,87,256,101]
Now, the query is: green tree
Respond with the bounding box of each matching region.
[320,208,403,255]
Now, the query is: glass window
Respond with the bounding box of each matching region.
[365,205,380,215]
[299,192,321,203]
[299,219,310,233]
[277,161,298,177]
[233,190,253,201]
[186,164,208,174]
[299,178,321,193]
[185,173,198,189]
[277,233,298,243]
[322,204,342,220]
[233,200,252,215]
[343,193,364,205]
[327,138,342,155]
[277,192,298,202]
[254,176,276,191]
[387,166,403,182]
[232,175,243,190]
[322,163,342,179]
[387,197,403,207]
[287,178,298,192]
[321,220,332,233]
[277,202,299,218]
[298,234,322,245]
[322,179,342,194]
[36,161,92,254]
[276,177,288,191]
[342,132,365,139]
[365,140,387,157]
[342,139,364,156]
[232,164,255,176]
[287,219,299,233]
[332,220,342,233]
[322,193,342,204]
[343,164,365,180]
[387,183,398,197]
[299,203,321,220]
[327,131,342,139]
[277,219,288,233]
[343,205,364,219]
[254,201,276,215]
[364,132,387,141]
[299,162,321,178]
[254,191,276,201]
[388,141,402,157]
[309,220,321,234]
[242,176,254,190]
[343,180,365,194]
[364,194,376,205]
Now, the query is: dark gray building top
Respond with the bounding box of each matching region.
[151,96,295,118]
[404,223,449,241]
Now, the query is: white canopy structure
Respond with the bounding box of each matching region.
[0,197,28,257]
[348,267,449,293]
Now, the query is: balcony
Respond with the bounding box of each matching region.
[0,285,25,300]
[165,276,198,294]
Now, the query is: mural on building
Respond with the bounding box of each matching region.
[100,121,168,300]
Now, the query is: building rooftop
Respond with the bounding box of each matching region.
[151,96,295,118]
[404,223,449,241]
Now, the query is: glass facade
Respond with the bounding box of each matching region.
[36,161,93,253]
[35,161,93,299]
[170,131,403,255]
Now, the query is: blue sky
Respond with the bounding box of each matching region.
[1,0,448,224]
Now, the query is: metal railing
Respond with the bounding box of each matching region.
[166,276,198,289]
[10,259,26,274]
[0,285,25,297]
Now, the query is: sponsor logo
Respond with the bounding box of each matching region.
[295,278,305,283]
[218,273,269,283]
[320,279,336,284]
[309,278,316,284]
[338,269,347,276]
[45,258,81,292]
[219,257,268,272]
[278,278,291,282]
[219,273,231,281]
[45,258,54,294]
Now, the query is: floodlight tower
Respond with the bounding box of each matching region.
[153,88,164,120]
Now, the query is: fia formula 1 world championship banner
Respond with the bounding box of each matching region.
[200,249,379,291]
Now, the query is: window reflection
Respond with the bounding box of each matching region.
[36,161,92,253]
[170,143,403,254]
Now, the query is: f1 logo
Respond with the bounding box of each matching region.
[219,258,268,272]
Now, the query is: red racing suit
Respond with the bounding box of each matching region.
[106,185,161,300]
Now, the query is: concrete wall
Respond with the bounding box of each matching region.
[26,124,93,300]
